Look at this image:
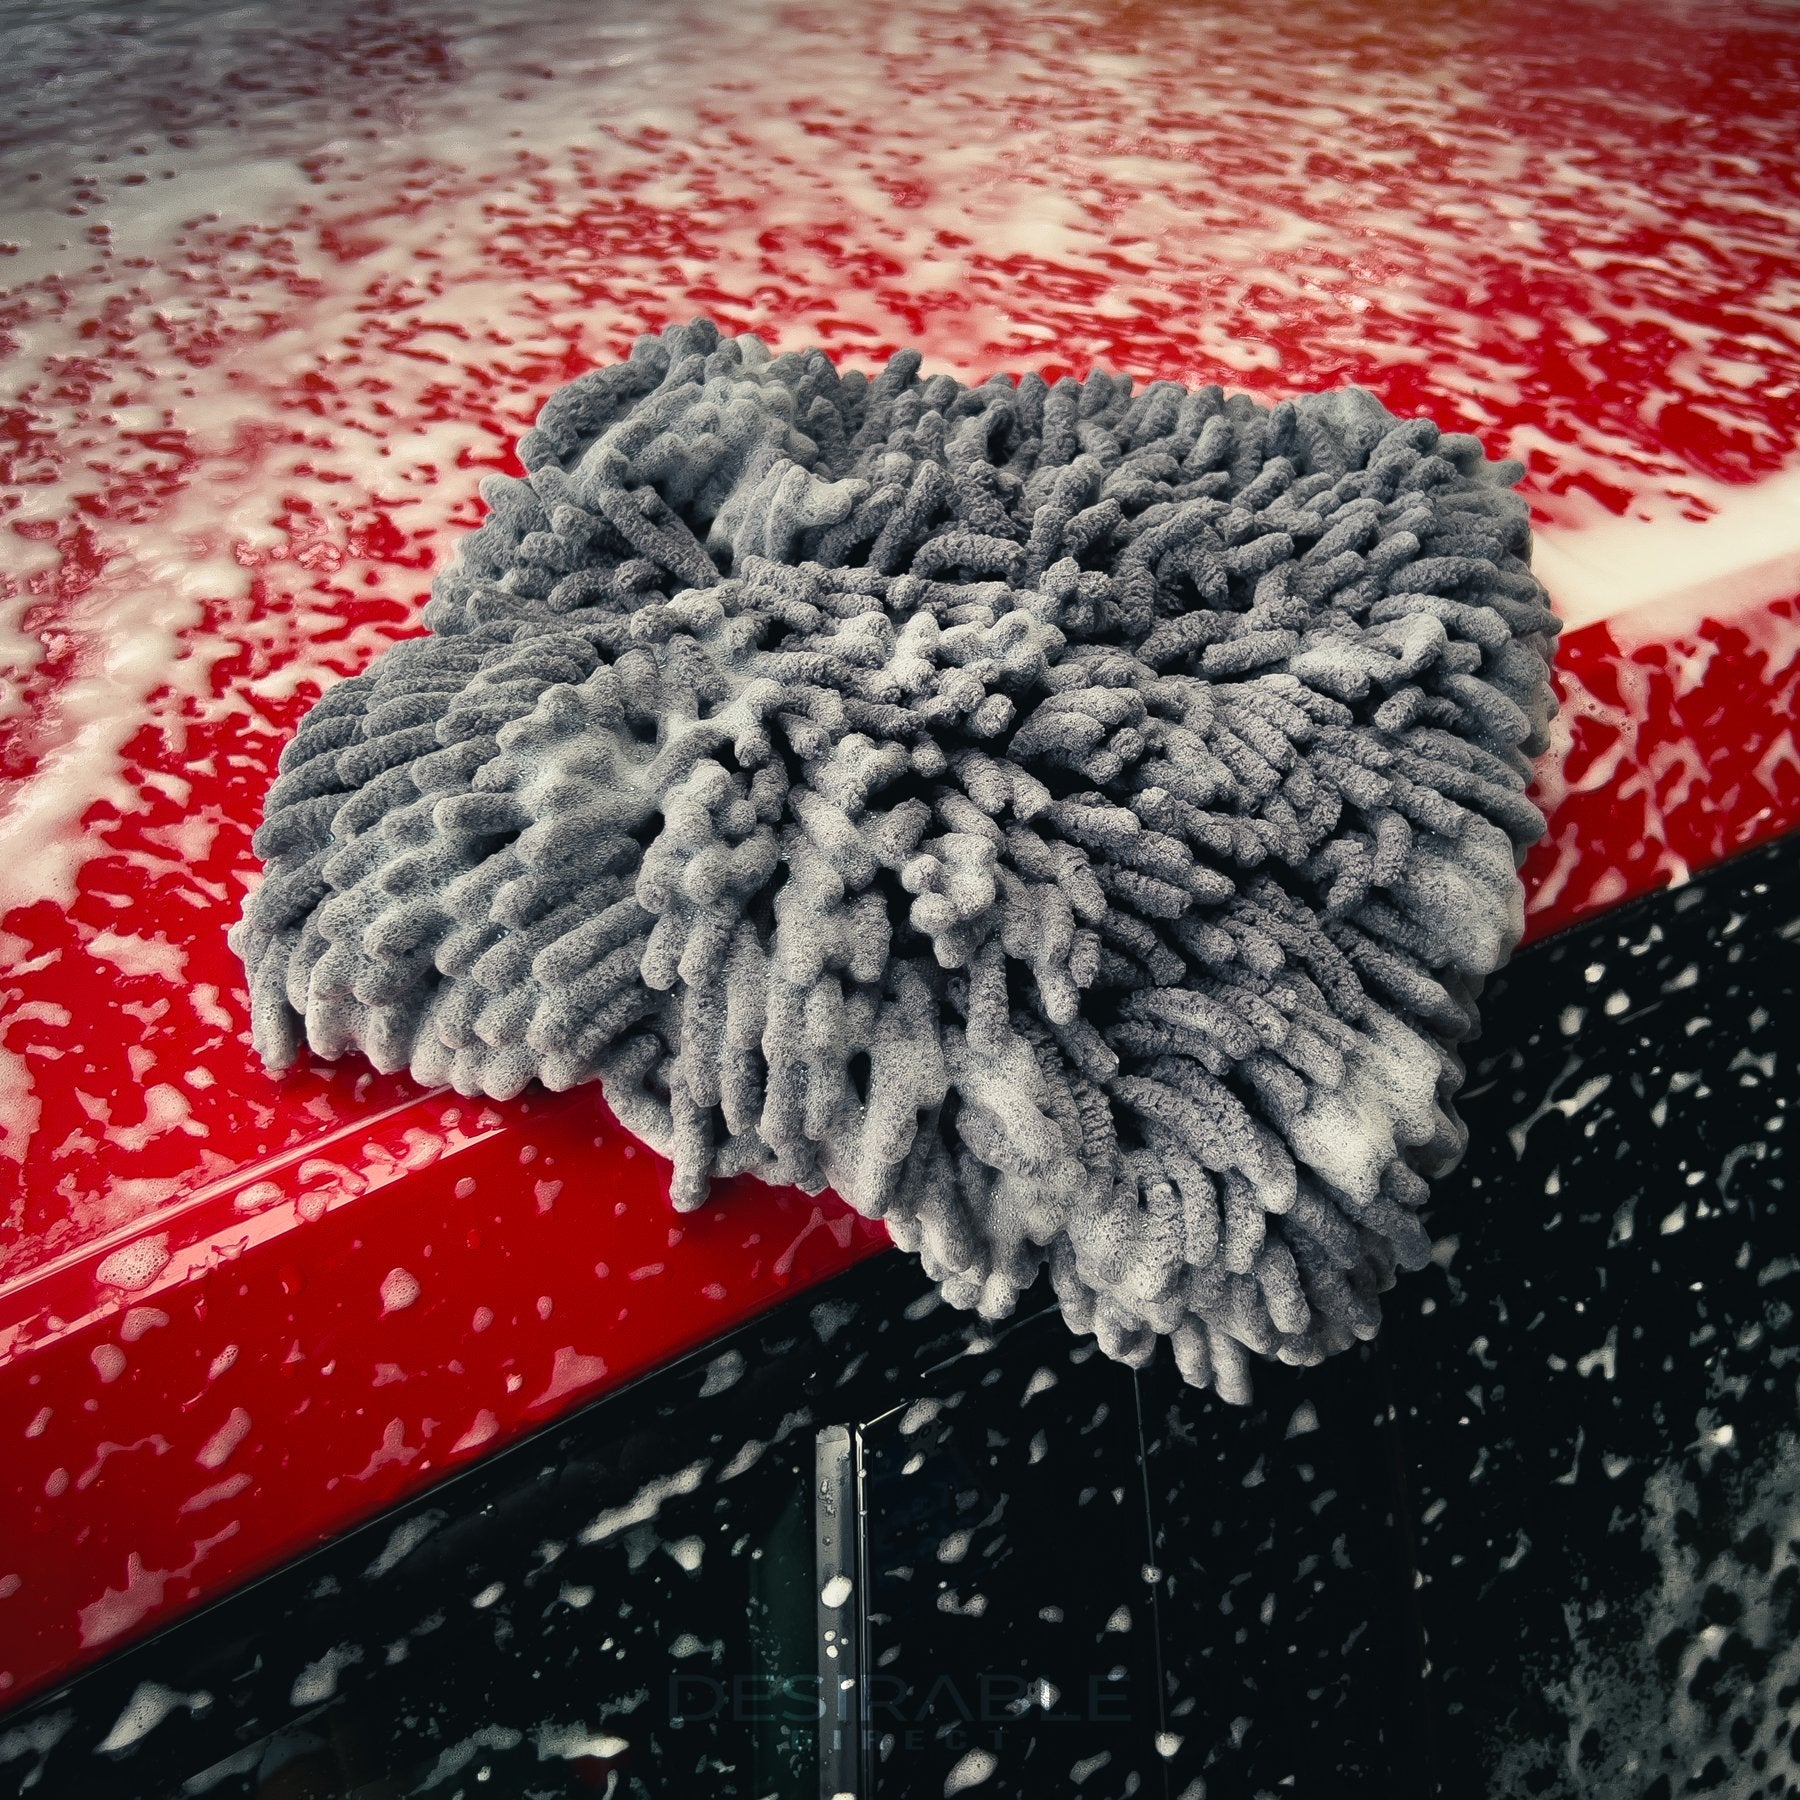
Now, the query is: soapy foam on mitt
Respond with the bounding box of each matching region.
[231,320,1559,1402]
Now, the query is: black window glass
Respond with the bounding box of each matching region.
[2,1342,830,1800]
[858,1322,1165,1798]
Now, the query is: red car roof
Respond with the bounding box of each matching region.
[2,0,1797,1705]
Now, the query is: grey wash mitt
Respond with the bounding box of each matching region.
[230,319,1558,1402]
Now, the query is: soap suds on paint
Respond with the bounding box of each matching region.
[3,0,1797,952]
[95,1234,172,1292]
[85,932,189,984]
[2,0,1797,1301]
[1535,464,1800,639]
[379,1268,421,1315]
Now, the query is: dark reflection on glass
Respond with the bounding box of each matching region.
[744,1474,815,1800]
[857,1338,1162,1800]
[157,1425,822,1799]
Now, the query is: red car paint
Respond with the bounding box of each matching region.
[2,0,1797,1706]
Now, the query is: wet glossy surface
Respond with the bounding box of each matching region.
[860,1338,1164,1795]
[1388,839,1800,1797]
[3,0,1798,1707]
[4,838,1794,1796]
[1151,833,1800,1797]
[0,1090,886,1708]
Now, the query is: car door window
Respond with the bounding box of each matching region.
[9,1374,824,1798]
[854,1321,1166,1799]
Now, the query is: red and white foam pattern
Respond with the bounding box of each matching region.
[2,0,1798,1261]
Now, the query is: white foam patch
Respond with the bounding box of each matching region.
[1489,1430,1800,1795]
[95,1233,172,1291]
[379,1267,421,1315]
[95,1681,211,1754]
[535,1722,632,1762]
[289,1643,362,1708]
[578,1459,709,1546]
[1536,463,1800,639]
[85,930,189,983]
[194,1406,252,1471]
[946,1748,999,1793]
[362,1508,447,1580]
[0,1708,73,1778]
[77,1553,172,1649]
[0,1039,39,1166]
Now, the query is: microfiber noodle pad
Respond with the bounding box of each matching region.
[232,319,1561,1403]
